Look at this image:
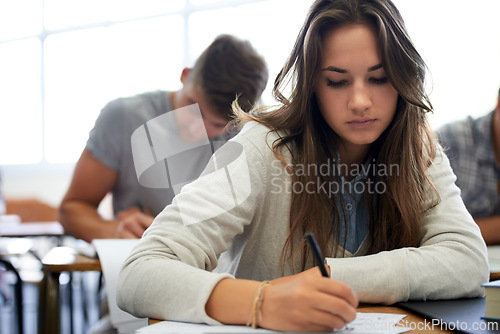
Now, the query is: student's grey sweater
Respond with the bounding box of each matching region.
[117,121,488,325]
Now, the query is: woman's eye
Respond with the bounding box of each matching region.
[326,79,347,88]
[369,77,388,85]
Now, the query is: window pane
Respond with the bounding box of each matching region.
[106,15,185,95]
[188,0,314,104]
[45,0,185,30]
[0,0,42,41]
[44,15,184,163]
[233,0,313,104]
[0,39,42,165]
[44,28,108,163]
[393,0,500,128]
[44,0,109,30]
[188,7,235,64]
[109,0,186,21]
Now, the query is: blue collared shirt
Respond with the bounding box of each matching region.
[333,158,370,254]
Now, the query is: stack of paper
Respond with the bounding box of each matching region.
[482,280,500,320]
[488,245,500,273]
[92,239,148,334]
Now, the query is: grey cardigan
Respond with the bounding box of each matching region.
[117,121,488,325]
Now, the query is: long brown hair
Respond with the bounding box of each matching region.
[235,0,440,271]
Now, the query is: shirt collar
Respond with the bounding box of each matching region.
[334,151,371,182]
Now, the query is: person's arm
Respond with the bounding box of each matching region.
[438,122,497,244]
[59,149,119,242]
[476,216,500,245]
[205,269,357,332]
[116,123,358,331]
[59,149,153,242]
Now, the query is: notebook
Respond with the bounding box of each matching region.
[398,298,500,334]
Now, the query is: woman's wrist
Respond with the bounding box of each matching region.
[205,278,261,325]
[246,281,272,328]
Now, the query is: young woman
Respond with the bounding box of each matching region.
[117,0,488,332]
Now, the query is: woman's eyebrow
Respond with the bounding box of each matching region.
[321,63,383,73]
[321,65,347,73]
[368,64,383,72]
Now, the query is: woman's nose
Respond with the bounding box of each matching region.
[347,83,372,113]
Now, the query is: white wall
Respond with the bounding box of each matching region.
[2,0,500,208]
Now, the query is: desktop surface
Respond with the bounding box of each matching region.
[398,298,500,334]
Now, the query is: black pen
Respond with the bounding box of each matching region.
[305,232,329,277]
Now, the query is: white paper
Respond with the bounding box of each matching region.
[488,245,500,273]
[335,313,411,333]
[136,313,411,334]
[92,239,148,334]
[136,320,273,333]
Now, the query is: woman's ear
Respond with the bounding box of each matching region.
[180,67,192,84]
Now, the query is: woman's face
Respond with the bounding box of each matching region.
[314,24,398,160]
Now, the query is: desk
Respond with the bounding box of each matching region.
[0,238,33,255]
[0,221,64,237]
[1,220,66,332]
[0,238,34,334]
[148,305,453,333]
[39,246,101,334]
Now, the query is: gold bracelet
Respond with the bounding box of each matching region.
[246,280,271,328]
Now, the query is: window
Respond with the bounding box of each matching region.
[0,0,313,166]
[0,38,42,164]
[0,0,499,167]
[43,16,185,163]
[188,0,312,106]
[392,0,500,128]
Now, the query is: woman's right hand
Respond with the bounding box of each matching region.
[260,268,358,332]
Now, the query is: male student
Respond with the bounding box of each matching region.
[438,85,500,245]
[59,34,268,243]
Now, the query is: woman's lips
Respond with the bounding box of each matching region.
[347,118,376,128]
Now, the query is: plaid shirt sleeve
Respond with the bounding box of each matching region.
[437,112,498,218]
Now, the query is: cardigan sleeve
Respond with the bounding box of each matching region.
[116,122,270,324]
[326,147,489,304]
